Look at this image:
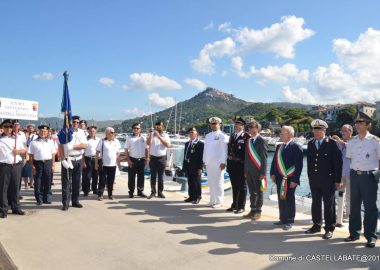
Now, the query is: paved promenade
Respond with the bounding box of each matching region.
[0,169,379,270]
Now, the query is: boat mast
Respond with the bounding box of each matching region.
[174,99,177,134]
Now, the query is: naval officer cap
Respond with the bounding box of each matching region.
[354,111,372,123]
[187,127,197,133]
[38,125,50,130]
[209,117,222,124]
[234,116,246,125]
[311,119,328,129]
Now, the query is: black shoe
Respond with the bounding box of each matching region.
[273,221,284,226]
[323,231,333,240]
[184,197,194,203]
[157,192,166,199]
[226,207,235,212]
[147,193,156,199]
[12,209,25,215]
[129,193,134,198]
[344,235,360,242]
[0,213,7,218]
[108,196,114,200]
[366,239,376,248]
[305,225,321,234]
[36,201,42,206]
[93,191,98,195]
[137,192,147,198]
[62,205,69,211]
[83,193,89,197]
[234,209,244,214]
[19,196,23,200]
[72,203,83,208]
[336,223,343,228]
[192,198,201,204]
[43,201,52,204]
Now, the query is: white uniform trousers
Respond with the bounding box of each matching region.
[206,164,224,205]
[337,176,351,225]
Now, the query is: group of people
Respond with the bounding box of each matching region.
[0,111,378,249]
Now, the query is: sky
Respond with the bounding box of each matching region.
[1,0,380,121]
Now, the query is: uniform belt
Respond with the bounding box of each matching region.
[69,154,82,157]
[351,169,374,175]
[35,159,52,163]
[150,155,166,159]
[0,162,22,166]
[130,157,145,161]
[85,156,95,159]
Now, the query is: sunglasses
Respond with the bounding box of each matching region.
[210,123,218,125]
[110,131,115,134]
[73,121,80,124]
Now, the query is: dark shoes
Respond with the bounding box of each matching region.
[108,196,114,200]
[226,207,235,212]
[147,193,156,199]
[242,211,255,219]
[137,192,147,198]
[192,198,201,204]
[366,239,376,248]
[129,193,134,198]
[157,192,166,199]
[305,225,321,234]
[72,203,83,208]
[252,213,261,220]
[323,231,333,240]
[344,235,360,242]
[234,209,244,214]
[0,213,7,218]
[36,201,42,206]
[184,197,194,203]
[12,210,25,215]
[43,201,52,204]
[273,221,284,226]
[62,205,69,211]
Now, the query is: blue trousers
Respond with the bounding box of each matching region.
[61,159,82,207]
[349,170,378,241]
[33,160,52,203]
[276,179,296,224]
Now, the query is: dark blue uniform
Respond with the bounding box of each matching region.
[227,132,250,210]
[307,137,342,232]
[182,139,204,201]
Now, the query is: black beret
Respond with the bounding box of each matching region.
[72,115,80,121]
[1,119,13,126]
[155,121,164,126]
[187,127,197,133]
[38,125,50,130]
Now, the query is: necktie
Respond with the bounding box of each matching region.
[317,141,321,150]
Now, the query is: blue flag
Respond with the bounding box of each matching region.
[58,71,73,144]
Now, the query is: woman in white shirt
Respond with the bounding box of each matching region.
[95,127,121,200]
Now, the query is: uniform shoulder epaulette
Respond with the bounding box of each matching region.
[373,136,380,141]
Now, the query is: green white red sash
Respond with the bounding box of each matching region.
[247,138,267,192]
[276,144,295,200]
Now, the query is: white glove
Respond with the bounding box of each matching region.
[62,160,70,169]
[67,158,74,169]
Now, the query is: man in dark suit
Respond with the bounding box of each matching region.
[227,116,250,214]
[305,119,342,239]
[243,120,268,220]
[270,126,303,230]
[182,127,204,204]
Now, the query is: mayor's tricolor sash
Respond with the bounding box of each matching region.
[247,138,267,192]
[276,144,295,200]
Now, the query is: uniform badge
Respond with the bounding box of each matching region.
[238,139,244,143]
[366,153,370,159]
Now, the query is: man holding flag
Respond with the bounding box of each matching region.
[270,126,303,230]
[58,71,87,211]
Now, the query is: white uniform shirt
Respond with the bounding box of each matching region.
[63,129,88,156]
[28,138,56,160]
[0,135,26,164]
[149,132,170,157]
[125,135,147,159]
[84,137,100,157]
[346,132,380,171]
[203,130,229,166]
[27,133,38,147]
[96,139,121,166]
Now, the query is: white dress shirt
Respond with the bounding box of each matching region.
[96,139,121,167]
[84,137,100,157]
[125,135,147,159]
[28,138,56,160]
[62,129,88,156]
[203,130,228,166]
[346,132,380,171]
[149,132,170,157]
[0,135,26,164]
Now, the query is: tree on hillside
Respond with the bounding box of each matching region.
[335,106,357,128]
[264,108,282,122]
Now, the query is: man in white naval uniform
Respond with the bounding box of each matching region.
[203,117,228,208]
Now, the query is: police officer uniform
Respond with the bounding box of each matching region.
[227,117,250,213]
[345,112,379,248]
[306,119,342,239]
[182,127,204,204]
[203,117,228,208]
[0,119,26,218]
[82,128,100,196]
[28,125,56,205]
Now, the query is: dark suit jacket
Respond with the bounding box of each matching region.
[307,137,342,188]
[270,141,303,185]
[182,140,204,172]
[227,132,250,171]
[244,135,268,177]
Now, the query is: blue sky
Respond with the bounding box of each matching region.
[1,0,380,120]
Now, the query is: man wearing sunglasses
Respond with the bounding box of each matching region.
[305,119,342,240]
[203,117,228,208]
[59,115,88,211]
[345,112,380,248]
[125,123,148,198]
[0,119,27,218]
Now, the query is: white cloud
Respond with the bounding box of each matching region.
[99,77,115,87]
[234,16,315,58]
[122,107,148,118]
[129,72,182,90]
[191,37,236,74]
[218,22,232,33]
[184,78,207,90]
[32,72,54,80]
[148,93,176,108]
[282,86,317,104]
[121,84,130,91]
[204,21,214,30]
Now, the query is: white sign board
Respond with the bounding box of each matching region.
[0,97,39,120]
